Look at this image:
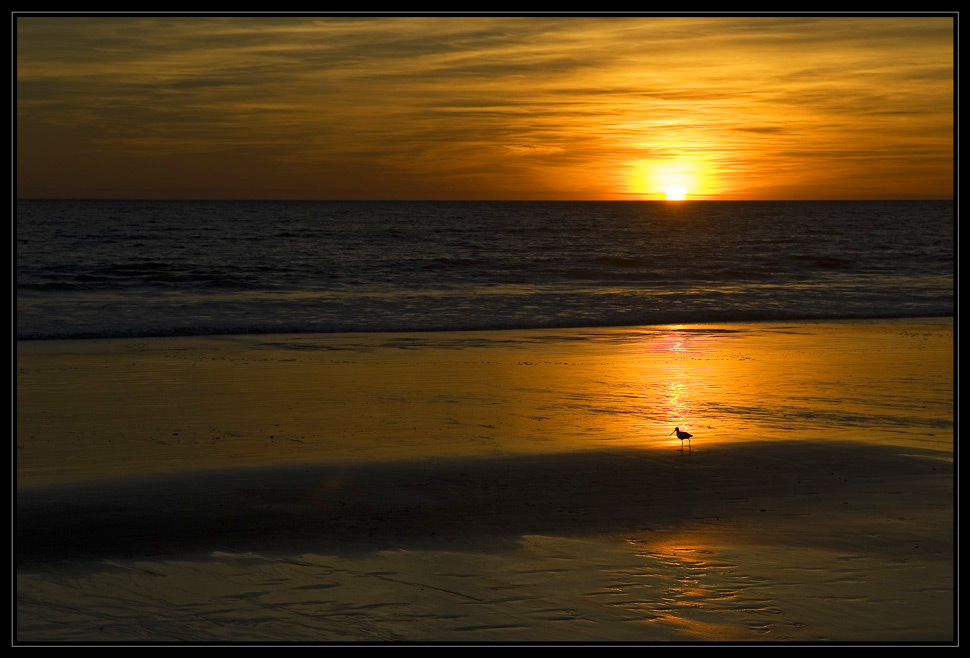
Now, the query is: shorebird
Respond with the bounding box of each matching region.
[670,427,693,451]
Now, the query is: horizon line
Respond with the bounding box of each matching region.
[15,197,955,203]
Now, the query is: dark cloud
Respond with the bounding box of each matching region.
[733,126,787,134]
[15,16,953,200]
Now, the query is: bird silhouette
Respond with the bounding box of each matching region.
[670,427,693,451]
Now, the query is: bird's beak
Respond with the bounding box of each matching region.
[669,430,675,435]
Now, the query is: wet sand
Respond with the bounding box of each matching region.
[15,319,954,643]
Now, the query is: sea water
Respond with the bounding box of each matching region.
[16,200,953,340]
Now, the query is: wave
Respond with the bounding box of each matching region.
[16,308,953,341]
[16,199,954,342]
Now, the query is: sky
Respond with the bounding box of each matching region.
[15,14,955,200]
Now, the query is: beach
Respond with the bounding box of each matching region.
[15,318,954,643]
[15,12,956,646]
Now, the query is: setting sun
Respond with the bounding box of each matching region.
[631,157,716,200]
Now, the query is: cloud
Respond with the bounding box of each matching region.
[503,144,567,156]
[733,126,788,134]
[16,15,954,200]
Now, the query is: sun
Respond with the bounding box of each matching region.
[631,158,710,200]
[664,186,687,201]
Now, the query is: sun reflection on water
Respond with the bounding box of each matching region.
[647,328,703,447]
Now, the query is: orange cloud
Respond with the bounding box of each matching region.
[16,15,953,200]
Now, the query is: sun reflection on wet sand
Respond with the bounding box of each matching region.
[17,319,952,487]
[626,535,773,641]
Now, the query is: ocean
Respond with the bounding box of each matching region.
[16,199,955,642]
[16,200,953,340]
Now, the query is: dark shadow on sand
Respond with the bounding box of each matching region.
[16,441,951,569]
